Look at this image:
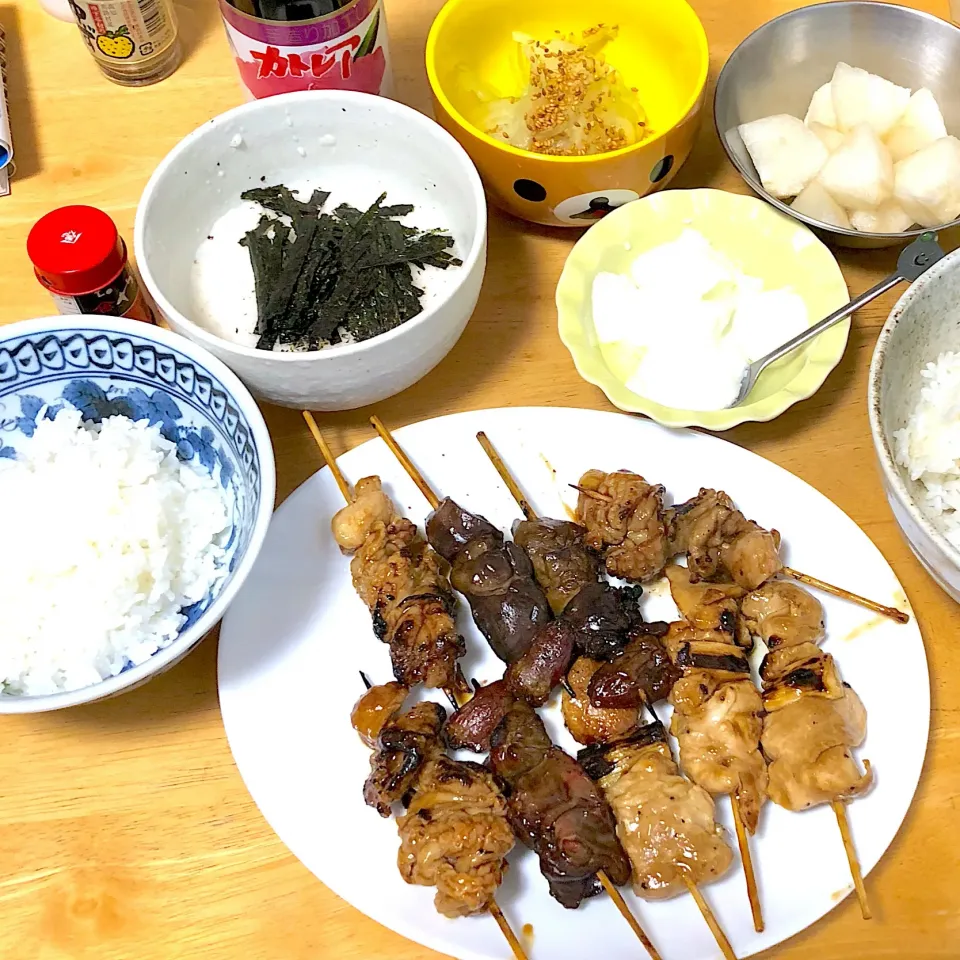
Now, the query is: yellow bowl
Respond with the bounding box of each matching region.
[425,0,709,227]
[556,189,851,430]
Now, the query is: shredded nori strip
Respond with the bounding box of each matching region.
[238,186,461,351]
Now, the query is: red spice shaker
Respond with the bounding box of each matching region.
[27,205,156,323]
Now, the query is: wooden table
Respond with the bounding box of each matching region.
[0,0,957,956]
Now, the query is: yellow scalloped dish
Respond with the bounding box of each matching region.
[556,188,850,430]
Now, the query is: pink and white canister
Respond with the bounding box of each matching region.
[218,0,392,101]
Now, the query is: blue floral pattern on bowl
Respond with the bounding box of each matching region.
[0,322,268,687]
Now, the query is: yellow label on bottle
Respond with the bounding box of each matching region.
[71,0,177,65]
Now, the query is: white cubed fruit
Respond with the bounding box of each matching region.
[808,121,845,152]
[791,181,851,229]
[805,82,838,128]
[849,199,915,233]
[830,61,910,136]
[894,136,960,227]
[738,114,828,198]
[818,124,894,209]
[884,88,948,162]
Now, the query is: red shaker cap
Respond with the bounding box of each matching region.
[27,205,127,296]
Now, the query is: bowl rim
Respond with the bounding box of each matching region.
[424,0,710,165]
[0,314,277,713]
[713,0,960,240]
[868,248,960,570]
[555,187,851,430]
[134,90,487,364]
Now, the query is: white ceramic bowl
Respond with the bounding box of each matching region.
[869,247,960,601]
[135,90,487,410]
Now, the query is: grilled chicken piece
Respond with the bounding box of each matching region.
[351,681,409,749]
[513,517,601,615]
[667,488,781,590]
[427,498,551,663]
[760,644,845,711]
[587,624,679,709]
[331,476,395,552]
[444,622,578,752]
[761,685,872,810]
[576,470,669,582]
[506,620,577,706]
[561,582,643,662]
[397,756,515,918]
[669,673,768,833]
[741,581,825,649]
[663,622,751,678]
[665,564,751,650]
[490,700,631,908]
[562,656,640,746]
[579,724,734,899]
[363,702,446,816]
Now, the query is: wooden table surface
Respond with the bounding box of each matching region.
[1,0,958,957]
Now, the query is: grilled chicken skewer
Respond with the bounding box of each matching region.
[742,581,873,919]
[573,479,909,624]
[304,413,526,956]
[369,415,665,953]
[664,565,767,932]
[351,674,525,957]
[474,431,738,957]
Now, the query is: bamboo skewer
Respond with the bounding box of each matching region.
[480,431,740,959]
[309,413,526,960]
[567,484,909,624]
[370,416,662,960]
[682,873,738,960]
[831,799,872,920]
[731,793,764,933]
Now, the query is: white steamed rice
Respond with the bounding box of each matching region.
[893,350,960,550]
[0,408,230,696]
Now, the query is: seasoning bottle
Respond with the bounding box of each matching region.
[218,0,392,101]
[27,206,156,323]
[69,0,181,86]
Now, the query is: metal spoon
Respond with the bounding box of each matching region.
[727,232,945,408]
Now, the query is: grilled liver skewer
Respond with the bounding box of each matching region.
[475,432,742,955]
[368,415,665,956]
[573,478,909,624]
[303,413,525,957]
[742,581,874,919]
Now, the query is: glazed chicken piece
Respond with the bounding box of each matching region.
[662,621,752,677]
[561,582,643,662]
[350,517,465,689]
[761,686,872,810]
[331,475,396,552]
[489,700,631,908]
[426,498,551,663]
[579,724,734,899]
[587,623,679,709]
[741,581,825,649]
[669,672,768,833]
[561,656,640,746]
[351,681,409,749]
[363,701,446,816]
[575,469,669,582]
[665,563,751,650]
[397,755,515,918]
[513,516,601,615]
[667,488,782,590]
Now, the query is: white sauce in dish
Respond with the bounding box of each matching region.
[591,229,809,411]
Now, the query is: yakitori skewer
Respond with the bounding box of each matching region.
[568,483,909,624]
[357,672,529,957]
[832,797,872,920]
[368,415,669,960]
[478,431,751,945]
[305,412,526,958]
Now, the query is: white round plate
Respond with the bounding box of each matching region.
[218,407,928,960]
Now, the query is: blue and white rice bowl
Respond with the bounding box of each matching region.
[0,316,275,712]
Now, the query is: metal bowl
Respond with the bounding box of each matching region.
[714,1,960,249]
